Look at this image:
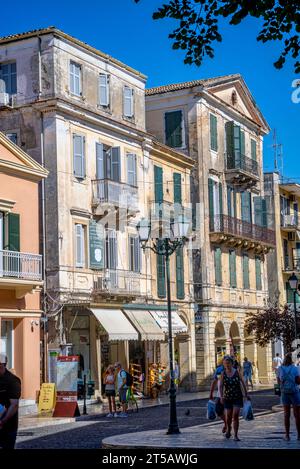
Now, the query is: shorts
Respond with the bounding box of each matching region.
[281,391,300,406]
[118,388,127,403]
[223,398,243,410]
[105,389,116,397]
[244,372,252,381]
[215,398,224,417]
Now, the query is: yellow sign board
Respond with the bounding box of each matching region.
[38,383,56,414]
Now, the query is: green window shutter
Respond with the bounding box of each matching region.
[225,121,241,167]
[173,173,182,205]
[254,197,267,227]
[241,191,252,223]
[208,178,214,226]
[165,111,183,148]
[255,256,262,290]
[227,187,232,216]
[225,121,234,158]
[219,182,223,215]
[210,114,218,151]
[243,254,250,289]
[157,246,166,298]
[214,247,222,286]
[7,213,20,251]
[229,250,237,288]
[154,166,163,204]
[89,219,104,269]
[261,198,267,227]
[251,139,257,161]
[176,247,185,299]
[240,131,245,156]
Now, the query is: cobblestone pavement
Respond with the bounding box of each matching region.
[16,390,280,449]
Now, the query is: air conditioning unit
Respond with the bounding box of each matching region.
[288,232,296,241]
[0,92,10,107]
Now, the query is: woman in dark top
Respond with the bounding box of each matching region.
[220,355,249,441]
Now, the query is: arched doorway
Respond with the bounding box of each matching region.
[229,322,241,361]
[215,321,226,366]
[244,326,258,382]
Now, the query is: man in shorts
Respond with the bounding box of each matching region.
[115,362,128,418]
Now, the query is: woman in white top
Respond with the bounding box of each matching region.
[104,365,117,417]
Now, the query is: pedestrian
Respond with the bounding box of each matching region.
[219,355,249,441]
[104,365,117,418]
[243,357,254,390]
[277,352,300,441]
[209,363,228,434]
[114,362,128,418]
[0,353,21,449]
[273,352,283,377]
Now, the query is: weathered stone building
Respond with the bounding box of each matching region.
[0,27,196,395]
[146,75,275,386]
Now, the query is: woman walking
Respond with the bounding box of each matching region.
[277,352,300,441]
[220,356,249,441]
[104,365,117,417]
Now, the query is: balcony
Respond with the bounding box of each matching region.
[93,269,141,299]
[92,179,139,216]
[225,153,259,188]
[0,249,43,298]
[282,255,300,274]
[209,214,276,250]
[281,214,300,232]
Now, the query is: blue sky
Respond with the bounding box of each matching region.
[2,0,299,178]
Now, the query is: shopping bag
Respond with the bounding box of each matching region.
[242,400,254,421]
[207,399,216,420]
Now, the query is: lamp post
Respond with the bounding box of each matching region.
[288,272,299,340]
[137,215,189,435]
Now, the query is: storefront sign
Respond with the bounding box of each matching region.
[38,383,56,414]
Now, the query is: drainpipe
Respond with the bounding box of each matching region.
[38,35,48,382]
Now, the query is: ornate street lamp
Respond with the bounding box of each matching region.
[288,272,299,339]
[137,214,189,435]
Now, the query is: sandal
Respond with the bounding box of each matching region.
[225,431,231,439]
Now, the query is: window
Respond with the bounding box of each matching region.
[210,114,218,151]
[105,230,117,270]
[165,110,183,148]
[242,254,250,289]
[0,62,16,96]
[208,178,223,229]
[75,224,86,267]
[5,133,17,145]
[123,86,134,117]
[129,235,141,273]
[96,143,121,181]
[176,246,185,299]
[241,191,252,223]
[225,121,242,166]
[70,61,81,96]
[73,134,85,179]
[251,139,257,161]
[214,247,222,286]
[255,256,262,291]
[1,320,13,369]
[127,153,137,186]
[229,249,237,288]
[99,74,109,107]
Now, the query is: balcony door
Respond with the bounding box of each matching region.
[0,319,13,369]
[208,178,222,231]
[105,230,118,288]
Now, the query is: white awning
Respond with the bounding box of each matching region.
[90,308,138,341]
[123,310,165,341]
[150,311,188,335]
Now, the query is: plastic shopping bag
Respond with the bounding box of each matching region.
[242,400,254,421]
[207,399,216,420]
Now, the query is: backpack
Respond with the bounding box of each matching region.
[121,370,133,387]
[281,367,297,394]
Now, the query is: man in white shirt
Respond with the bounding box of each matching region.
[273,353,283,377]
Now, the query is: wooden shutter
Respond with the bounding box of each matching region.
[254,197,267,227]
[154,166,163,204]
[173,173,182,205]
[208,178,214,228]
[214,247,222,286]
[129,236,140,272]
[241,191,252,223]
[255,256,262,290]
[229,250,237,288]
[107,230,117,269]
[111,147,121,182]
[75,224,85,267]
[251,139,257,161]
[165,111,183,148]
[89,219,104,269]
[7,213,20,251]
[96,142,104,179]
[99,74,109,106]
[157,245,166,298]
[127,153,137,186]
[225,121,235,158]
[240,131,245,156]
[219,182,223,215]
[243,254,250,289]
[124,86,133,117]
[73,135,85,178]
[210,114,218,151]
[176,247,185,299]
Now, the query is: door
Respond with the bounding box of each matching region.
[0,320,13,369]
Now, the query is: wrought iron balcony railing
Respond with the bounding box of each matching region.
[281,214,300,230]
[93,269,141,296]
[225,153,259,177]
[92,179,139,211]
[0,249,42,281]
[210,214,276,246]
